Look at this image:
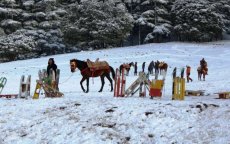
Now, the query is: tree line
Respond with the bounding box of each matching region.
[0,0,229,62]
[61,0,230,49]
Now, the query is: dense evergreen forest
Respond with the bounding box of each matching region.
[0,0,230,62]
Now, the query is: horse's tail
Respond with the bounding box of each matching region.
[109,66,115,80]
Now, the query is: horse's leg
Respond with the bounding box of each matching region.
[86,77,89,93]
[105,73,113,92]
[99,75,105,92]
[203,74,205,81]
[80,77,86,92]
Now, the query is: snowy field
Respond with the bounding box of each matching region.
[0,41,230,144]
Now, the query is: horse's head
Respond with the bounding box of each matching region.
[70,59,77,73]
[130,62,134,67]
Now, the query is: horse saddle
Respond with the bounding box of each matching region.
[158,62,164,67]
[122,64,130,68]
[86,59,109,71]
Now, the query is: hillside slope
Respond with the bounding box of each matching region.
[0,41,230,143]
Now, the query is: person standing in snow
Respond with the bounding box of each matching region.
[154,60,160,74]
[142,62,145,73]
[148,61,155,74]
[181,67,185,78]
[134,62,138,76]
[47,58,57,88]
[186,65,193,83]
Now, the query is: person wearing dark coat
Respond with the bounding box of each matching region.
[134,62,138,76]
[155,60,160,74]
[47,58,57,78]
[47,58,57,89]
[200,58,208,75]
[142,62,146,72]
[148,61,154,74]
[200,58,207,68]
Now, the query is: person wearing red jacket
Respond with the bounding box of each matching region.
[186,65,193,83]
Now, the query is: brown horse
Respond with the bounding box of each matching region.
[119,62,134,76]
[158,62,168,74]
[197,66,208,81]
[70,59,115,93]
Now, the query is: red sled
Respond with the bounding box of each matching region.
[150,88,162,97]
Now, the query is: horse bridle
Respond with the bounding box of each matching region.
[70,61,77,72]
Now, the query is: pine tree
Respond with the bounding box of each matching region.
[123,0,172,44]
[172,0,223,42]
[62,0,133,49]
[208,0,230,34]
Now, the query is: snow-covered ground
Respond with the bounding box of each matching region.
[0,41,230,144]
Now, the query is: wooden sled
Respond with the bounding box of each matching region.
[38,80,63,98]
[33,80,63,99]
[0,94,18,98]
[0,77,7,94]
[214,92,230,99]
[185,90,205,96]
[125,72,150,97]
[19,75,31,98]
[33,69,63,99]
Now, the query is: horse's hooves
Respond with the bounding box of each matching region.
[98,90,102,92]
